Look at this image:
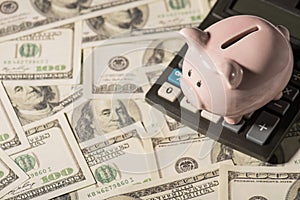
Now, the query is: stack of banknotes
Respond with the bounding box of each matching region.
[0,0,299,199]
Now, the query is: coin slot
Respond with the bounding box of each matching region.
[221,26,259,49]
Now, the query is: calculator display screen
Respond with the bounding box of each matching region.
[231,0,300,40]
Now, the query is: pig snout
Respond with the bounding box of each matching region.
[180,78,202,110]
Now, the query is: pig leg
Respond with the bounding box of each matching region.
[224,116,242,125]
[273,92,282,100]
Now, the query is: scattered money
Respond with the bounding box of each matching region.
[0,23,82,85]
[0,0,299,199]
[0,149,28,198]
[0,0,154,42]
[4,114,95,200]
[81,0,210,47]
[219,164,300,200]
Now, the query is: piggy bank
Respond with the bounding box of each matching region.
[179,15,293,124]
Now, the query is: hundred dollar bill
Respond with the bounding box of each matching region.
[219,164,300,200]
[150,133,217,178]
[2,83,84,126]
[0,149,28,198]
[4,114,95,200]
[105,162,231,200]
[0,23,81,85]
[83,33,185,99]
[66,98,166,143]
[81,0,210,48]
[0,83,30,154]
[0,0,154,42]
[72,123,159,200]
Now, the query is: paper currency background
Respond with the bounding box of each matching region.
[0,0,299,199]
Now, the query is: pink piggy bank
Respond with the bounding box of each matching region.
[179,15,293,124]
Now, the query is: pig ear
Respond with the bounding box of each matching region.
[179,28,209,46]
[219,59,243,89]
[277,25,290,41]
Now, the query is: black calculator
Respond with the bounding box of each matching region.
[145,0,300,161]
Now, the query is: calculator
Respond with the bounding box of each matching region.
[145,0,300,161]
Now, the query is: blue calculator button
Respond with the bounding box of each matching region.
[168,68,182,87]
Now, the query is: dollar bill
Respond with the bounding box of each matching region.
[105,162,231,200]
[0,23,81,85]
[2,83,84,126]
[0,0,154,42]
[149,133,217,178]
[81,0,210,48]
[219,164,300,200]
[4,114,95,200]
[71,122,158,200]
[0,83,30,154]
[83,33,185,99]
[66,98,166,143]
[0,149,28,198]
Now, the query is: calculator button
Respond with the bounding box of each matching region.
[246,111,280,145]
[291,70,300,88]
[180,96,199,113]
[168,68,182,87]
[222,119,245,133]
[266,100,290,116]
[282,85,299,101]
[201,110,221,123]
[158,82,181,102]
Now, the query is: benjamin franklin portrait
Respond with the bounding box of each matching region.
[71,99,142,143]
[142,38,185,67]
[31,0,92,18]
[5,85,61,125]
[86,5,149,39]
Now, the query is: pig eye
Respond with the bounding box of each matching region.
[196,81,201,87]
[188,69,192,77]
